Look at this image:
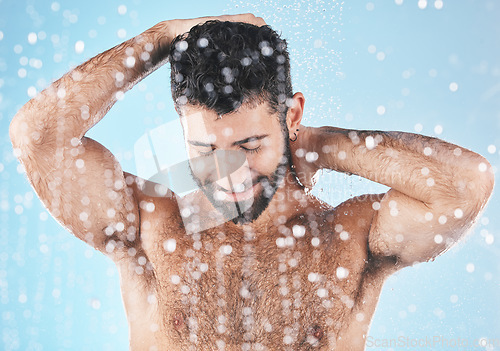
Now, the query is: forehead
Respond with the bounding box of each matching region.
[179,103,281,141]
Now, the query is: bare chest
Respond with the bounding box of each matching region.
[137,219,368,350]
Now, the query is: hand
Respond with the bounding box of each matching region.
[290,125,322,190]
[169,13,267,38]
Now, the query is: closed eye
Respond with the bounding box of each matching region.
[241,145,261,154]
[198,148,215,156]
[199,146,261,156]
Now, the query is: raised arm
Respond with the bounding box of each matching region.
[294,125,494,267]
[9,14,265,257]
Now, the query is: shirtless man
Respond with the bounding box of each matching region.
[9,13,494,350]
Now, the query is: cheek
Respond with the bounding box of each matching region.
[187,151,212,181]
[251,138,286,174]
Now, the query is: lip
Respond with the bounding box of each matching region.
[223,182,259,202]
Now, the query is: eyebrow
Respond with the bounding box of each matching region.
[187,134,269,148]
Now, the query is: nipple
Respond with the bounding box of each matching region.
[172,312,185,330]
[310,324,324,340]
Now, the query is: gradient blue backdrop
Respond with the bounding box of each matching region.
[0,0,499,350]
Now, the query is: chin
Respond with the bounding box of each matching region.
[191,147,290,225]
[230,198,269,225]
[208,187,272,225]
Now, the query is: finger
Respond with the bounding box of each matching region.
[253,16,267,26]
[222,13,267,26]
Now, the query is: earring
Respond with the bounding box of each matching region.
[289,129,299,142]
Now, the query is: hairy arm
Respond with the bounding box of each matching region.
[8,21,176,257]
[9,14,265,258]
[297,126,494,266]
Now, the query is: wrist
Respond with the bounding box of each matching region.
[159,19,182,42]
[137,21,177,66]
[295,126,323,170]
[314,126,346,171]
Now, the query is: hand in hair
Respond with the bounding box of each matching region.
[169,13,267,37]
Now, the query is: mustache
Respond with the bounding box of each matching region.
[206,175,268,193]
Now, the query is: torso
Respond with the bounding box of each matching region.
[116,186,398,351]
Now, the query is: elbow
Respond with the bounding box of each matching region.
[473,157,494,209]
[9,113,28,150]
[436,157,494,226]
[10,109,44,153]
[451,157,495,222]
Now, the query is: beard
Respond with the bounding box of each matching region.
[190,135,291,225]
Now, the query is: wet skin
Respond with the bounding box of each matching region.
[119,171,394,351]
[114,103,397,350]
[9,14,493,351]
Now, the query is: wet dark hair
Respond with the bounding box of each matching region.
[168,20,293,119]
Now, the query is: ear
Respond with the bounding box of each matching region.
[286,92,305,138]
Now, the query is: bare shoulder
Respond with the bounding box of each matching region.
[122,171,183,241]
[116,172,182,280]
[121,172,185,261]
[330,193,400,277]
[332,194,383,233]
[124,171,180,209]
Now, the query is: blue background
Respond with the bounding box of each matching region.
[0,0,498,350]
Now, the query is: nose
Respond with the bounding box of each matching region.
[215,161,252,192]
[190,149,252,191]
[212,150,252,192]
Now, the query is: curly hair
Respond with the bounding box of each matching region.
[169,20,293,119]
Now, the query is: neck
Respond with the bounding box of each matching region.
[243,166,307,229]
[184,167,309,233]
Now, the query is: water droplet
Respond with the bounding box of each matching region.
[18,293,27,303]
[438,215,447,224]
[465,262,475,273]
[220,244,232,255]
[164,239,177,252]
[485,234,494,245]
[117,4,127,15]
[336,266,349,279]
[418,0,428,9]
[90,298,101,309]
[27,32,37,45]
[292,225,306,238]
[449,82,458,92]
[308,272,319,282]
[117,28,127,39]
[27,86,37,97]
[340,231,349,240]
[75,40,85,54]
[317,288,328,298]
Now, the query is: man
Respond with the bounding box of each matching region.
[9,13,493,350]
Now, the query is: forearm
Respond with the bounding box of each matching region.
[311,126,493,206]
[10,21,175,149]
